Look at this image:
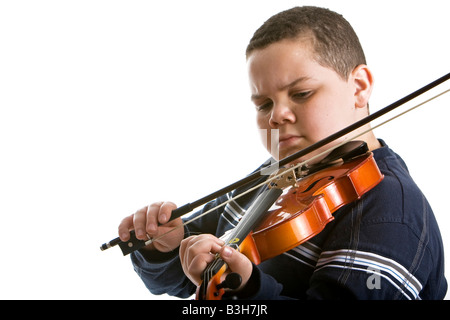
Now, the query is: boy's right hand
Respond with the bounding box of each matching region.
[118,201,184,252]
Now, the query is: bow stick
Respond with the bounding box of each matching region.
[100,72,450,255]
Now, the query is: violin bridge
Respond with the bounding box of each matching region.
[269,167,298,189]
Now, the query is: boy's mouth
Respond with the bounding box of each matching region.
[278,134,302,150]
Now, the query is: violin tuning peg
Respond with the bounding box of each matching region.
[216,272,242,291]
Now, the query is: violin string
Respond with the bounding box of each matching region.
[204,253,224,293]
[145,88,450,247]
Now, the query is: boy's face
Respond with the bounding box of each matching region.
[248,39,367,164]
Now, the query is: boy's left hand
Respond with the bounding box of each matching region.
[179,234,253,291]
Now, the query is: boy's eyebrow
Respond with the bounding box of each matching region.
[279,76,312,91]
[250,76,312,101]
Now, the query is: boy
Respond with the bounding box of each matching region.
[118,6,447,299]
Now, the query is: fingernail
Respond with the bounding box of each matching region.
[148,223,157,232]
[137,229,146,238]
[160,214,167,223]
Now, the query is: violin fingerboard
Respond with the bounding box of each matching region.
[226,187,283,246]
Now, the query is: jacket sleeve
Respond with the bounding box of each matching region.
[131,247,195,298]
[228,264,291,300]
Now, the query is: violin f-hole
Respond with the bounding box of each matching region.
[300,176,334,194]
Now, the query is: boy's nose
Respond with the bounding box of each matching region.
[269,102,296,127]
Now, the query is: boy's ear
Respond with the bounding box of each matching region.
[351,64,374,109]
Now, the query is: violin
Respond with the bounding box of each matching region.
[99,72,450,300]
[196,141,383,299]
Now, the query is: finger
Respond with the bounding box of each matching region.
[179,235,194,265]
[180,235,219,267]
[146,202,163,236]
[180,235,199,269]
[159,201,177,224]
[149,223,183,252]
[133,206,149,240]
[219,246,253,289]
[118,214,134,241]
[180,235,223,286]
[187,253,217,286]
[183,235,223,269]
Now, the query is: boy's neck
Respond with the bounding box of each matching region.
[361,132,382,151]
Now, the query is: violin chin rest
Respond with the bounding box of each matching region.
[320,141,368,164]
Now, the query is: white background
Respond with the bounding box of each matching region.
[0,0,449,300]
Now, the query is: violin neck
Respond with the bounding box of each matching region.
[202,186,283,281]
[198,186,283,299]
[223,186,283,247]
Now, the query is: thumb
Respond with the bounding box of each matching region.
[219,246,253,288]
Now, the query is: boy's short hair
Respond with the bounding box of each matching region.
[246,6,366,80]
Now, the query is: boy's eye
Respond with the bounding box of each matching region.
[291,91,312,100]
[255,100,273,112]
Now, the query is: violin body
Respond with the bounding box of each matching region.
[199,151,383,299]
[241,152,384,264]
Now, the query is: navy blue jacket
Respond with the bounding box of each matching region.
[130,140,447,300]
